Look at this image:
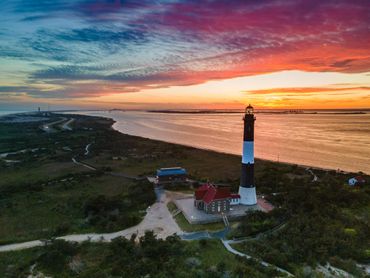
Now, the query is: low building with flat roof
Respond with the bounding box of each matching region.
[156,167,187,184]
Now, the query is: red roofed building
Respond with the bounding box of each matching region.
[194,183,240,214]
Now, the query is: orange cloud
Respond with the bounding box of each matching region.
[246,86,370,95]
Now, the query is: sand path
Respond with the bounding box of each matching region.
[0,188,182,252]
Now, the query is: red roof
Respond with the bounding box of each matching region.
[194,183,211,200]
[197,184,231,204]
[195,183,242,204]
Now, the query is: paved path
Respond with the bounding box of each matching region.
[226,221,288,244]
[109,172,145,181]
[317,263,353,278]
[72,154,144,180]
[84,142,92,155]
[71,157,96,171]
[40,118,67,133]
[222,240,294,277]
[181,228,229,240]
[72,143,145,180]
[61,118,74,131]
[0,188,294,276]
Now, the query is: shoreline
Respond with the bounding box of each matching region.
[60,112,364,175]
[9,110,364,175]
[105,117,360,175]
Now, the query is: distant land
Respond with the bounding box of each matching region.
[1,108,369,118]
[147,109,368,114]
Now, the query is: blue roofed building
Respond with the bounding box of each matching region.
[156,167,187,184]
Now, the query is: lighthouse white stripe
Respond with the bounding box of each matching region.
[238,186,257,205]
[242,141,254,164]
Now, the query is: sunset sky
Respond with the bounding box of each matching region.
[0,0,369,110]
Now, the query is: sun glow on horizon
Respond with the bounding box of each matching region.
[77,70,370,110]
[0,1,369,111]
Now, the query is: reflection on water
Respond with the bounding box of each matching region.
[78,111,370,174]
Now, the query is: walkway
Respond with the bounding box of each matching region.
[221,240,294,277]
[226,221,288,244]
[180,228,229,240]
[0,188,295,276]
[109,172,146,181]
[71,157,96,171]
[40,118,67,133]
[72,143,145,181]
[61,118,74,131]
[84,142,92,156]
[0,188,182,253]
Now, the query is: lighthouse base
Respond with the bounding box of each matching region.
[238,186,257,205]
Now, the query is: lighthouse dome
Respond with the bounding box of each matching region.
[245,104,254,114]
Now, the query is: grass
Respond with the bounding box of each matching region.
[167,202,227,232]
[0,115,155,243]
[0,247,41,276]
[167,201,177,213]
[0,174,152,244]
[0,161,88,188]
[175,212,226,232]
[188,239,239,268]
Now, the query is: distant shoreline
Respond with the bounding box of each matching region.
[0,108,369,118]
[147,110,367,115]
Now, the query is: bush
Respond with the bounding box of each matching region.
[38,240,78,272]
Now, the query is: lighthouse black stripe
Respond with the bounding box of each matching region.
[240,163,254,188]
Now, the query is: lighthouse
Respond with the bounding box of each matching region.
[238,104,257,205]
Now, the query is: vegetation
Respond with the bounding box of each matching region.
[229,209,285,239]
[233,174,370,275]
[0,112,369,276]
[0,114,156,243]
[0,234,282,278]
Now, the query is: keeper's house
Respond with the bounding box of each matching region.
[194,183,240,214]
[156,167,187,184]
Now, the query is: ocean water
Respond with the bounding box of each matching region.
[72,111,370,174]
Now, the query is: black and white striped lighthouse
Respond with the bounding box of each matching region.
[238,104,257,205]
